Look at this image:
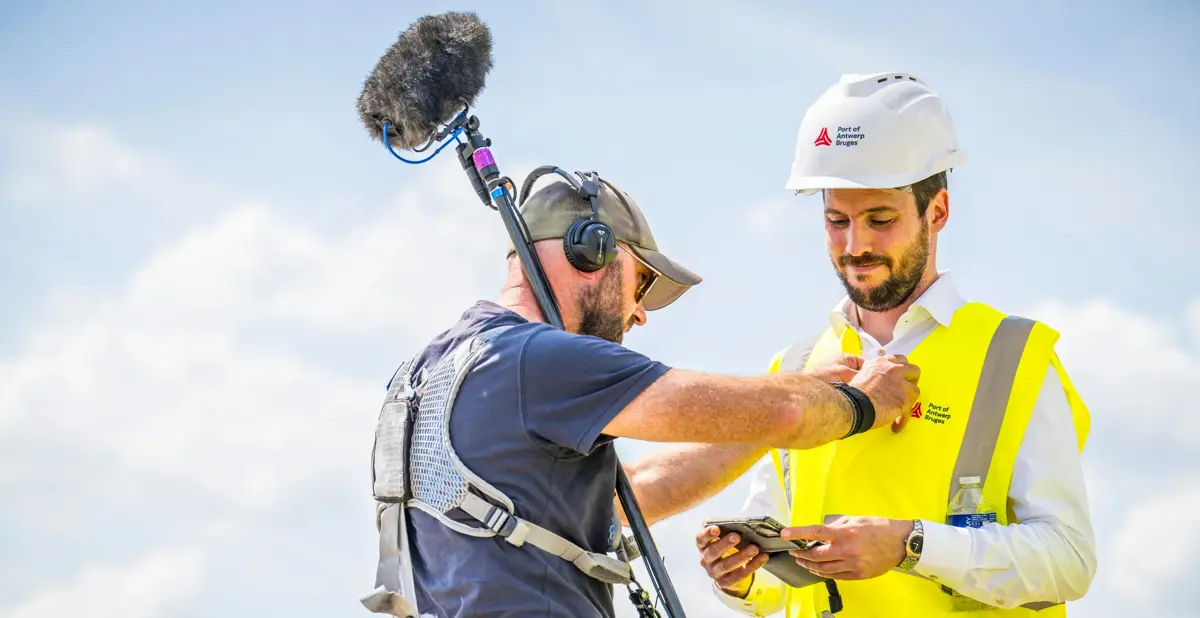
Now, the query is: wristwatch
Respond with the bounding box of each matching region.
[897,519,924,571]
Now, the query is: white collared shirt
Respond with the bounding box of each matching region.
[716,272,1097,615]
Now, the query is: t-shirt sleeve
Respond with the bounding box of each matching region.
[519,328,670,456]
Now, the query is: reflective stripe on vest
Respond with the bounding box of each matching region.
[766,302,1088,618]
[949,315,1033,503]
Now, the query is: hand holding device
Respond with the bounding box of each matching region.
[699,516,828,592]
[782,516,915,581]
[695,522,770,597]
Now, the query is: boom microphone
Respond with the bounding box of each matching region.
[356,11,493,150]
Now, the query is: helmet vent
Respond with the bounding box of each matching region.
[876,74,920,84]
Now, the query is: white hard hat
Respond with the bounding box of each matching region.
[785,72,965,195]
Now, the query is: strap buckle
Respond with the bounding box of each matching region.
[484,505,519,538]
[615,533,641,562]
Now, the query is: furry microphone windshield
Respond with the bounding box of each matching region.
[357,11,494,151]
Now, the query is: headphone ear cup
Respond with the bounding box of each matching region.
[564,218,617,272]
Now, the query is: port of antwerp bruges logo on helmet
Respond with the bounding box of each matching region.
[814,126,865,147]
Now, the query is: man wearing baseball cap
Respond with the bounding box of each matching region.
[365,172,923,618]
[504,176,703,329]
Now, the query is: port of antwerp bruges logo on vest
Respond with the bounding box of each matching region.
[911,401,953,425]
[814,126,866,147]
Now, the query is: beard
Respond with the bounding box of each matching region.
[833,219,929,312]
[576,264,629,344]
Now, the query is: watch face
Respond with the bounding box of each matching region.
[909,535,923,554]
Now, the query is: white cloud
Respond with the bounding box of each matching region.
[0,219,373,512]
[0,123,175,204]
[5,547,205,618]
[120,163,513,335]
[1187,300,1200,348]
[2,114,661,613]
[0,148,529,513]
[1028,298,1200,447]
[0,123,545,618]
[1111,482,1200,613]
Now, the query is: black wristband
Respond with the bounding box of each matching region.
[831,382,876,439]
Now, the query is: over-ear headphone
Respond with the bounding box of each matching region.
[518,166,617,273]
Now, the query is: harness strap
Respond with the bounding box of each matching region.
[459,493,633,585]
[363,323,634,616]
[364,354,424,618]
[361,504,420,618]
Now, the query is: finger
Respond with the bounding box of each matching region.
[794,556,856,578]
[717,553,771,588]
[889,354,908,364]
[789,542,844,563]
[836,354,864,370]
[701,532,741,564]
[695,525,721,550]
[781,525,837,542]
[903,362,921,382]
[702,532,739,562]
[712,545,761,577]
[831,366,857,383]
[892,409,912,433]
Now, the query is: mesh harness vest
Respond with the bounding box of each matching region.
[360,324,640,618]
[762,301,1090,618]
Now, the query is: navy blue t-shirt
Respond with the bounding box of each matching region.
[399,300,670,617]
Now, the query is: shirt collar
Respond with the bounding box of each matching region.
[828,270,967,333]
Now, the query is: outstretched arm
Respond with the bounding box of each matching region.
[603,354,919,450]
[616,357,876,525]
[619,444,769,526]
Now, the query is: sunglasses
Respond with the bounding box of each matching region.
[618,245,659,304]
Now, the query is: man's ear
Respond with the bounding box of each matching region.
[928,189,950,232]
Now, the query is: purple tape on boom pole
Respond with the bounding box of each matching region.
[473,147,496,171]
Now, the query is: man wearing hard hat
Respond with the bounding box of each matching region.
[696,73,1097,616]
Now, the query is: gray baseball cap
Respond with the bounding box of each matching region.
[510,177,702,311]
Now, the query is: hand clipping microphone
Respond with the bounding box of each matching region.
[356,12,686,618]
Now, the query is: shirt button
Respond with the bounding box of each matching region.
[877,348,886,356]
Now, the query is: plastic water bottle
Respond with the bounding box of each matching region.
[944,476,996,612]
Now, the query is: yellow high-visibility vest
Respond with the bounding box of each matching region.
[764,301,1090,618]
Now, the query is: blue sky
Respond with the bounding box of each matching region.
[2,1,1198,617]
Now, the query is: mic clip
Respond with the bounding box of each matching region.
[435,99,481,143]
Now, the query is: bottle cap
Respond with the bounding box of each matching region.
[959,476,981,485]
